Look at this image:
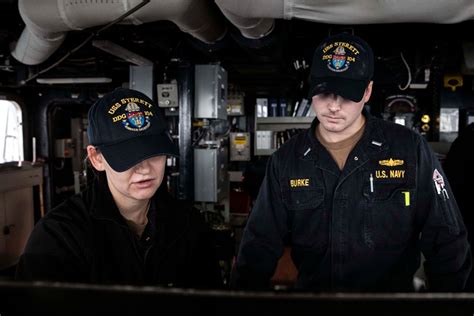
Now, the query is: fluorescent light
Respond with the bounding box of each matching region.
[36,77,112,84]
[92,40,153,66]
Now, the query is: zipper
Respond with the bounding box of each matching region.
[96,217,146,274]
[330,158,369,290]
[143,238,154,272]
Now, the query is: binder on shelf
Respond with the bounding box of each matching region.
[292,100,300,117]
[301,98,312,116]
[296,98,308,116]
[256,130,273,150]
[279,98,288,117]
[306,105,316,117]
[269,98,278,117]
[275,131,282,148]
[273,128,307,150]
[286,100,293,117]
[256,98,268,117]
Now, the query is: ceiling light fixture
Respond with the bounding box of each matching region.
[92,40,153,66]
[36,77,112,84]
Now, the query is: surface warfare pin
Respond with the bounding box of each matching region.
[433,169,449,200]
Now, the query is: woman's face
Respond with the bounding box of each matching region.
[87,146,167,203]
[102,155,167,202]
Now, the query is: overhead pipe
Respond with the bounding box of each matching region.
[215,0,282,39]
[284,0,474,24]
[216,0,474,40]
[11,0,227,65]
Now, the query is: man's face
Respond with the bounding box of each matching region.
[311,82,373,137]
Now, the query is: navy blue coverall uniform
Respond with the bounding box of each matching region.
[232,113,471,291]
[16,177,222,288]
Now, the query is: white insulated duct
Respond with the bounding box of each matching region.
[216,0,474,39]
[215,0,283,39]
[284,0,474,24]
[11,0,227,65]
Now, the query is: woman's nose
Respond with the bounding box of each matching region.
[134,159,151,173]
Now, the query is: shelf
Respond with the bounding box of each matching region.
[254,148,276,156]
[254,116,314,156]
[256,116,315,124]
[255,116,314,132]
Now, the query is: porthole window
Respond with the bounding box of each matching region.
[0,100,23,163]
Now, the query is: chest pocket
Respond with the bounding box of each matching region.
[282,176,324,209]
[283,187,324,210]
[363,164,416,249]
[282,176,328,249]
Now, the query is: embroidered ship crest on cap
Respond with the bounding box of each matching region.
[123,102,151,131]
[329,46,348,72]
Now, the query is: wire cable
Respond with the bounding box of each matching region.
[398,52,412,91]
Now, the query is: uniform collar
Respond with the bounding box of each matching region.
[89,177,171,226]
[298,109,388,164]
[359,110,389,158]
[87,177,191,251]
[88,177,125,224]
[345,116,388,174]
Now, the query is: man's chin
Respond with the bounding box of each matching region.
[321,122,345,133]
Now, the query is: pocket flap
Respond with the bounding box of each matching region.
[282,176,325,210]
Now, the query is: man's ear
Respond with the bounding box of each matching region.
[363,81,374,103]
[86,145,106,171]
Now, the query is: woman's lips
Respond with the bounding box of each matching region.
[132,179,154,188]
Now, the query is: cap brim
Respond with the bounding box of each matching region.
[309,77,368,102]
[98,133,179,172]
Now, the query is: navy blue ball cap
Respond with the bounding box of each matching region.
[87,88,178,172]
[308,33,374,102]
